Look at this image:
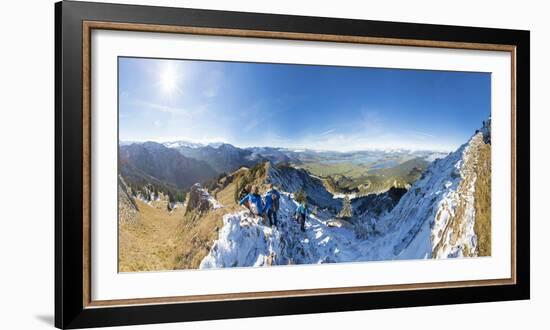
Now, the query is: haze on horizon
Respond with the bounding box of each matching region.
[119,57,491,152]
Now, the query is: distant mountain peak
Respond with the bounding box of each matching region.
[216,143,236,150]
[207,142,227,148]
[163,140,205,149]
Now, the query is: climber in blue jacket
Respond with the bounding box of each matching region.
[239,185,265,219]
[263,184,281,228]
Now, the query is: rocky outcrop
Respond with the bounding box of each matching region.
[118,176,139,224]
[478,116,491,144]
[352,187,407,219]
[186,183,223,214]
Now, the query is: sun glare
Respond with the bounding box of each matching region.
[159,63,178,95]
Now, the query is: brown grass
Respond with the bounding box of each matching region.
[474,143,492,256]
[118,163,275,271]
[118,185,232,271]
[432,134,492,258]
[118,199,185,272]
[174,182,241,269]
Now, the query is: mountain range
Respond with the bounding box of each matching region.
[119,142,217,191]
[168,143,265,174]
[119,139,447,197]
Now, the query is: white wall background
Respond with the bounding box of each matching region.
[0,0,546,329]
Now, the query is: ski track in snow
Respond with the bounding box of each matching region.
[200,131,487,269]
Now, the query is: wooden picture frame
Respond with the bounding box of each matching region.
[55,1,530,328]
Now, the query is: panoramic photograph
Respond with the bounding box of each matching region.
[117,57,492,272]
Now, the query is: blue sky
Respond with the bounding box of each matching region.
[119,57,490,152]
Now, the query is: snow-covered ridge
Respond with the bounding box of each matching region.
[373,130,489,259]
[163,141,204,149]
[162,140,228,149]
[200,121,491,267]
[332,193,357,200]
[200,193,359,268]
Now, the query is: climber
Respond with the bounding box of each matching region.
[263,184,281,228]
[295,200,309,232]
[239,185,266,222]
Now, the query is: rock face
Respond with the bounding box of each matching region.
[118,176,139,224]
[186,183,223,214]
[266,163,341,211]
[478,116,491,144]
[352,187,407,219]
[350,187,407,238]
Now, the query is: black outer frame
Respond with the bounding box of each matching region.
[55,0,530,328]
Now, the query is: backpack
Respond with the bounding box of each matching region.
[249,194,262,216]
[272,193,280,212]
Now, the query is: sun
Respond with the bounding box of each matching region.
[159,63,178,95]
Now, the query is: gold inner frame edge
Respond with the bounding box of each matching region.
[81,20,517,308]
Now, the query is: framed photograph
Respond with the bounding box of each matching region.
[55,1,530,328]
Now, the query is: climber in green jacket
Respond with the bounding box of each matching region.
[295,201,309,232]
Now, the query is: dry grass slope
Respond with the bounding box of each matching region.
[118,199,184,272]
[118,164,271,271]
[174,184,241,269]
[432,134,492,258]
[474,142,491,256]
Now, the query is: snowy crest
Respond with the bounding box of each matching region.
[376,125,491,259]
[200,119,491,267]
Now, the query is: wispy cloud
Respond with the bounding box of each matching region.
[203,88,217,98]
[321,128,336,136]
[128,99,206,116]
[243,118,259,132]
[275,132,455,152]
[404,129,436,139]
[359,109,385,135]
